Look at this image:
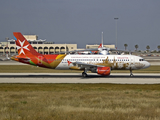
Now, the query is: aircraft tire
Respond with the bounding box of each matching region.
[82,72,87,77]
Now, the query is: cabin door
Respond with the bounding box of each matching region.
[38,56,43,64]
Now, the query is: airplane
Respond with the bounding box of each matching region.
[77,43,102,55]
[71,32,128,55]
[11,32,150,77]
[96,32,128,55]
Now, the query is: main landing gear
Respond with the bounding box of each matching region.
[82,72,87,77]
[130,69,134,77]
[82,69,88,77]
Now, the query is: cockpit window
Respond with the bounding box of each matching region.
[139,59,144,61]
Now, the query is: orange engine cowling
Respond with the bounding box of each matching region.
[97,67,110,76]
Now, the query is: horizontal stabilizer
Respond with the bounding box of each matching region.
[16,56,30,61]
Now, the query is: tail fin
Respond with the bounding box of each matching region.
[98,43,102,48]
[13,32,41,56]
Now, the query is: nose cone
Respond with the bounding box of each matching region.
[143,61,150,69]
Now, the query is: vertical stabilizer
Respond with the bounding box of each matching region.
[13,32,41,56]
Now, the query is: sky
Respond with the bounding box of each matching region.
[0,0,160,50]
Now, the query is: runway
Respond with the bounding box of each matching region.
[0,73,160,84]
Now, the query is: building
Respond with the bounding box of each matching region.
[0,34,116,55]
[0,35,77,55]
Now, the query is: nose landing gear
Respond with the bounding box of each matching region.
[130,69,134,76]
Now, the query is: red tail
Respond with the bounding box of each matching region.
[13,32,41,56]
[98,43,102,48]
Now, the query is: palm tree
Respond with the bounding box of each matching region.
[135,44,138,51]
[124,44,128,50]
[157,45,160,52]
[146,45,150,52]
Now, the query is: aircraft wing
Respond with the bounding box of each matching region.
[61,48,129,54]
[108,48,130,52]
[55,48,99,54]
[71,61,103,69]
[72,48,98,52]
[71,48,129,53]
[52,47,131,55]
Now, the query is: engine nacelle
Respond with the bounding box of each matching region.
[99,47,110,55]
[97,67,110,76]
[99,50,109,55]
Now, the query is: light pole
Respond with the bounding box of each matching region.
[114,18,118,49]
[5,37,9,56]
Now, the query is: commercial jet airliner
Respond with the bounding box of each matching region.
[11,32,150,77]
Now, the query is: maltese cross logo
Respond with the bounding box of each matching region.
[16,40,29,55]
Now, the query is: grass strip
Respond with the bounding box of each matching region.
[0,84,160,120]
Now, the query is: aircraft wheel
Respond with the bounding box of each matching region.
[130,69,134,77]
[130,74,134,77]
[82,72,87,77]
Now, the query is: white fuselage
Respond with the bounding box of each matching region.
[56,54,150,70]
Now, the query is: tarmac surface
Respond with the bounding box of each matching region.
[0,73,160,84]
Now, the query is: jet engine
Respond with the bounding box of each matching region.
[98,47,110,55]
[97,67,110,76]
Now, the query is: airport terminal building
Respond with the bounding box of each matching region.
[0,35,77,55]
